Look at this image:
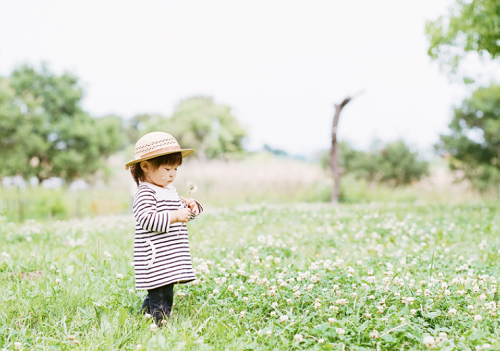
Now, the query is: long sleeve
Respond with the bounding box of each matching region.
[133,187,170,233]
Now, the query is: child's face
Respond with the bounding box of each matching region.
[141,161,179,187]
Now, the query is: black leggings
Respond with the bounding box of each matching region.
[141,283,174,323]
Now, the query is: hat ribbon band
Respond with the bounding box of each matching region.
[137,145,181,159]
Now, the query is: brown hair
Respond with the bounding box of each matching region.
[130,152,183,186]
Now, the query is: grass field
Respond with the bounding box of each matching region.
[1,201,500,350]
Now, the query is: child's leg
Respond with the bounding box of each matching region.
[148,283,174,323]
[140,294,150,314]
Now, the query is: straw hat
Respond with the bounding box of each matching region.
[125,132,194,169]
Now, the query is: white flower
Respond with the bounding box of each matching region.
[448,308,457,316]
[55,278,62,285]
[1,252,9,258]
[228,309,234,315]
[129,288,135,294]
[318,338,325,343]
[240,311,246,318]
[423,335,435,349]
[280,315,288,323]
[335,328,345,336]
[328,317,335,325]
[213,289,219,294]
[145,313,152,319]
[266,330,272,338]
[294,334,303,343]
[135,344,142,350]
[14,342,22,351]
[116,273,123,280]
[270,311,276,317]
[227,285,234,292]
[336,298,347,306]
[149,323,158,332]
[474,314,482,321]
[286,299,292,305]
[187,181,198,193]
[370,330,379,339]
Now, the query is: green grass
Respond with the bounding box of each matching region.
[1,202,500,350]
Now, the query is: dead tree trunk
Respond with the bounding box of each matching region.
[330,93,362,203]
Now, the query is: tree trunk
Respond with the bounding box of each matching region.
[330,93,363,203]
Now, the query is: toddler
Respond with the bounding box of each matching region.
[125,131,202,324]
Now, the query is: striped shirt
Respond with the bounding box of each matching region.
[132,181,202,290]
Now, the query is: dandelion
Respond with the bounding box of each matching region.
[294,334,303,343]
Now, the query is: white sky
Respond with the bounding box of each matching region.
[0,0,478,156]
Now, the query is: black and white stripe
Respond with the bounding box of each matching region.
[132,182,202,290]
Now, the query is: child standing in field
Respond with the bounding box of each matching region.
[125,131,202,325]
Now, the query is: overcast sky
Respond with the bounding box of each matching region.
[0,0,478,156]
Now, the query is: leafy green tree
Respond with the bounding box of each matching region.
[0,63,124,183]
[436,84,500,191]
[321,140,429,186]
[426,0,500,81]
[145,96,248,160]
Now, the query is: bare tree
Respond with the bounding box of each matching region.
[330,92,363,203]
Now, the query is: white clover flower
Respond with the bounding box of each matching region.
[266,330,272,338]
[280,315,289,323]
[423,335,435,349]
[286,298,292,305]
[335,328,345,336]
[116,273,123,280]
[55,278,62,285]
[240,311,246,318]
[294,334,303,343]
[257,330,263,337]
[129,288,135,294]
[318,338,325,343]
[370,330,379,339]
[228,308,234,315]
[448,308,457,316]
[1,252,10,258]
[474,314,482,321]
[270,311,276,317]
[14,342,22,351]
[336,298,347,306]
[149,323,158,332]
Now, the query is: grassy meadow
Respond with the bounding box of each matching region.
[1,200,500,350]
[1,155,499,350]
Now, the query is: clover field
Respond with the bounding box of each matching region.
[1,202,500,350]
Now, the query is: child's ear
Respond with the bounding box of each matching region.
[140,161,149,173]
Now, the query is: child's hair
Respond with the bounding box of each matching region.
[130,152,183,186]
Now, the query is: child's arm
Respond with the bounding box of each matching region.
[133,188,191,232]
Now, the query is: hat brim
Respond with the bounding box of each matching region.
[125,149,194,169]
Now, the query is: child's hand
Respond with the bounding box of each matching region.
[180,197,200,215]
[173,208,192,223]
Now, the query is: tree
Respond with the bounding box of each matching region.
[436,84,500,192]
[330,93,363,203]
[322,140,429,187]
[0,63,123,183]
[426,0,500,82]
[145,96,248,160]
